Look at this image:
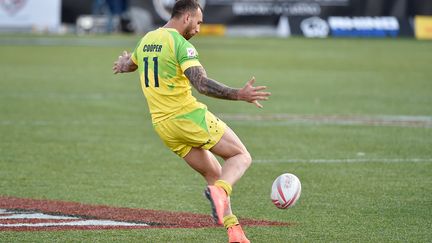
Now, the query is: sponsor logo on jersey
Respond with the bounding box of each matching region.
[187,48,197,58]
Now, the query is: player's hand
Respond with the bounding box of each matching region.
[238,77,271,108]
[112,51,132,74]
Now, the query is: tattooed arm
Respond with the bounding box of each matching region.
[184,66,238,100]
[184,66,271,108]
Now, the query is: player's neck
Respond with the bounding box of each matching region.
[163,20,185,36]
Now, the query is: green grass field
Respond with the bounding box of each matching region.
[1,35,431,242]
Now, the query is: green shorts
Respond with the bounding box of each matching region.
[153,108,227,157]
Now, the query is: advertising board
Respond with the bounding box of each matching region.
[0,0,61,32]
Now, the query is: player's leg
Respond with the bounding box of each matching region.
[183,147,222,185]
[210,126,252,186]
[181,115,250,242]
[183,148,233,217]
[205,126,251,242]
[207,126,251,219]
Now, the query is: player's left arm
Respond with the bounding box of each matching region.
[113,51,138,74]
[184,65,271,108]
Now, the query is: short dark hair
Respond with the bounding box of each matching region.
[171,0,202,19]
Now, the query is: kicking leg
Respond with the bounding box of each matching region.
[210,126,252,186]
[183,147,222,185]
[208,126,251,242]
[183,148,233,218]
[184,127,251,242]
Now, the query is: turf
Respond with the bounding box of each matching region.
[0,35,431,242]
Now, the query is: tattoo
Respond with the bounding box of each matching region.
[184,66,238,100]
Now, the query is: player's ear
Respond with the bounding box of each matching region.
[184,13,190,24]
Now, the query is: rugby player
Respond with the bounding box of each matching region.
[112,1,270,242]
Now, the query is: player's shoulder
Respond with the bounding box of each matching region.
[162,28,192,46]
[143,28,166,40]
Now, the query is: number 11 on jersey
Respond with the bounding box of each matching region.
[143,57,159,87]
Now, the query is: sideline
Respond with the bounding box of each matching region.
[219,113,432,128]
[254,158,432,163]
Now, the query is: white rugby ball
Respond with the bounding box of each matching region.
[271,173,301,209]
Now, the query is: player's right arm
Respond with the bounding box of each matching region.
[184,66,271,108]
[112,51,138,74]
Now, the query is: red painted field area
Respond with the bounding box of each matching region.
[0,196,289,231]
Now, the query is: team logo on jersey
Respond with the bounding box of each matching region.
[187,48,197,58]
[153,0,206,21]
[0,0,27,15]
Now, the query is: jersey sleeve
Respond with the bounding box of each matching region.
[130,38,141,65]
[131,52,138,65]
[176,41,202,72]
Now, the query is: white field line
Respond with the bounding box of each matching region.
[0,213,77,220]
[254,158,432,163]
[0,209,148,227]
[2,114,432,128]
[0,220,148,227]
[219,114,432,128]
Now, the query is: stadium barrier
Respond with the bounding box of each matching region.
[0,0,61,33]
[414,16,432,40]
[2,0,432,39]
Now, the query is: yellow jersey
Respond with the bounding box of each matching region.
[131,28,205,123]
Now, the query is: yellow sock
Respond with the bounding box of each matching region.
[223,214,239,229]
[215,180,232,196]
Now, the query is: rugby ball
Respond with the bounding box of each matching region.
[271,173,301,209]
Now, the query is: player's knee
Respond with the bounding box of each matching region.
[242,150,252,168]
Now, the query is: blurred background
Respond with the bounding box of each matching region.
[1,0,432,39]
